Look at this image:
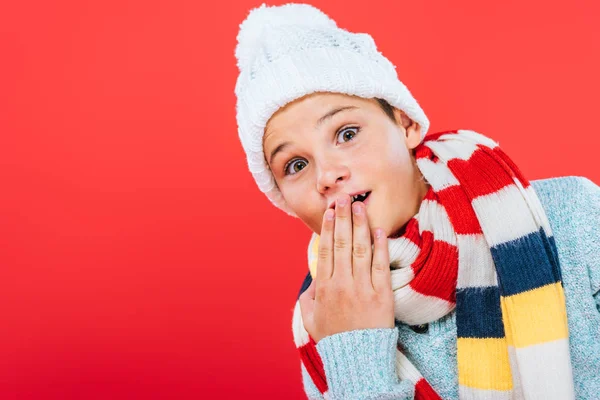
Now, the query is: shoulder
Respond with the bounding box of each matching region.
[531,176,600,293]
[531,176,598,191]
[530,175,598,248]
[531,175,599,223]
[531,175,598,199]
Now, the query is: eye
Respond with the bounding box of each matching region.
[284,158,308,176]
[336,126,360,144]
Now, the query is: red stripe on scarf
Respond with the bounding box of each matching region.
[415,145,438,164]
[423,130,458,142]
[493,147,530,189]
[390,217,421,241]
[410,230,434,276]
[446,147,514,197]
[298,339,328,393]
[410,237,458,303]
[437,185,482,235]
[415,378,443,400]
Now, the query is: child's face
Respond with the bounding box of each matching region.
[263,92,428,238]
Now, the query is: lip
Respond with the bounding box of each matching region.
[328,191,372,209]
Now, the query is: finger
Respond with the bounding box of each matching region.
[351,201,372,284]
[333,195,352,279]
[316,208,335,281]
[299,280,316,335]
[371,228,392,293]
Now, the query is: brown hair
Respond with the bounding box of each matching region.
[375,98,397,124]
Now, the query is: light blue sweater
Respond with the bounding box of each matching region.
[300,176,600,400]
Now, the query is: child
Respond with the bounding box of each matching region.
[234,4,600,399]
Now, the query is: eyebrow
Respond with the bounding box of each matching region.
[269,141,291,166]
[315,105,358,128]
[268,105,359,165]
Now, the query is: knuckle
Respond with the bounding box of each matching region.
[334,237,348,250]
[330,282,350,298]
[318,246,330,261]
[315,284,328,298]
[372,260,388,271]
[352,243,369,258]
[358,289,377,303]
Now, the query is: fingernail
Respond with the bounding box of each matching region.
[326,209,335,220]
[352,202,362,214]
[375,229,382,239]
[337,197,347,207]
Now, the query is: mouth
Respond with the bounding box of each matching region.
[329,191,372,209]
[351,191,371,204]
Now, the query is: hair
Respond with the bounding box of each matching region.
[376,97,420,160]
[375,98,397,124]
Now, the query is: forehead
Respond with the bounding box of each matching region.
[271,92,368,121]
[264,93,374,140]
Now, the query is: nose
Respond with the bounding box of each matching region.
[316,159,350,194]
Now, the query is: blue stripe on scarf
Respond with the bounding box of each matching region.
[542,232,562,283]
[490,229,560,296]
[456,286,504,338]
[297,271,312,300]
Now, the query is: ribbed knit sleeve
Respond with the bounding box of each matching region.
[314,328,415,400]
[301,363,325,400]
[578,178,600,312]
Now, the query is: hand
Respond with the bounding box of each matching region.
[299,194,394,343]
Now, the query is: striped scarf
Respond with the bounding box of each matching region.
[292,130,575,399]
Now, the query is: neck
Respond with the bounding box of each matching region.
[389,168,430,239]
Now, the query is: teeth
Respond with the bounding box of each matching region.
[351,192,368,203]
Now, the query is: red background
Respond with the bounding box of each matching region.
[1,0,599,398]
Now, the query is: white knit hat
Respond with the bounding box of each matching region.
[234,3,430,217]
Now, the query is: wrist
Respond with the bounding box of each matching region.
[316,328,403,398]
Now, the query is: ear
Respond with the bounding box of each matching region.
[393,108,422,150]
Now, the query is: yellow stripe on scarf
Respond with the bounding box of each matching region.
[457,337,513,391]
[308,234,320,279]
[501,282,570,348]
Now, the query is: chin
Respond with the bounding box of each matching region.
[366,213,385,235]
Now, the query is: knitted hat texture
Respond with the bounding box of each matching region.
[234,3,430,216]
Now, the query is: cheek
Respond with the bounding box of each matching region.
[278,181,322,228]
[295,206,324,235]
[365,140,413,178]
